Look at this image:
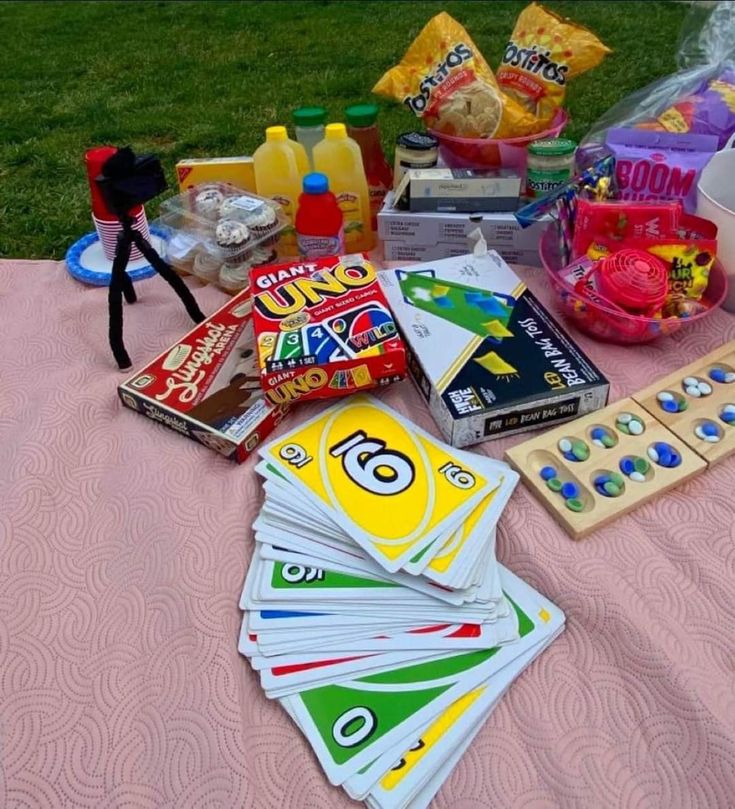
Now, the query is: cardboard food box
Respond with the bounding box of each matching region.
[377,193,546,267]
[393,167,521,213]
[118,290,287,462]
[382,239,542,266]
[176,157,257,194]
[378,250,609,447]
[251,254,407,405]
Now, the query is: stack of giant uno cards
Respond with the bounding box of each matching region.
[239,395,565,808]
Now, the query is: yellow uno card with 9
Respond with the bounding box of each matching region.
[261,395,493,573]
[425,469,515,584]
[424,493,495,581]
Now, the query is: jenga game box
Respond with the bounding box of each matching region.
[118,289,288,462]
[251,254,407,405]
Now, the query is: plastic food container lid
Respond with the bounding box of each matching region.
[158,183,287,262]
[396,131,439,151]
[293,106,327,127]
[345,103,379,127]
[528,137,577,156]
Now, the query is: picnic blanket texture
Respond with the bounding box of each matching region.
[2,257,735,809]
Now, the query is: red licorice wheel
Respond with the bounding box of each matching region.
[597,249,669,313]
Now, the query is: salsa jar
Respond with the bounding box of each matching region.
[525,138,577,200]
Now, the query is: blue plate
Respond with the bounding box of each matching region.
[65,225,168,286]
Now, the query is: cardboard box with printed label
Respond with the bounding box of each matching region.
[378,250,609,447]
[382,240,542,266]
[250,254,407,406]
[393,167,522,213]
[118,290,287,462]
[176,157,257,194]
[378,193,546,267]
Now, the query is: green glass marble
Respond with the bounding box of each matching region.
[633,456,650,474]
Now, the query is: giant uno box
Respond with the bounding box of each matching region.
[378,250,609,447]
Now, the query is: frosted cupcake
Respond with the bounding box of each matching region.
[250,245,277,267]
[219,260,252,293]
[192,249,223,283]
[194,187,225,220]
[166,231,200,275]
[218,195,252,219]
[215,219,251,263]
[245,204,279,244]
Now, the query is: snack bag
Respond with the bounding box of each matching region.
[372,12,537,138]
[606,128,718,214]
[587,236,716,305]
[498,3,611,126]
[637,68,735,148]
[580,3,735,166]
[571,199,683,259]
[561,256,627,313]
[649,242,715,304]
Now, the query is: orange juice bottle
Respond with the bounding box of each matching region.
[253,126,308,254]
[313,123,374,253]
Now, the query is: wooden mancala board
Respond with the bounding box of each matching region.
[633,340,735,467]
[505,397,706,540]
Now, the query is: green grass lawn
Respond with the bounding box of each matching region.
[0,0,687,260]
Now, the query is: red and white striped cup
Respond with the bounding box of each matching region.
[93,209,150,262]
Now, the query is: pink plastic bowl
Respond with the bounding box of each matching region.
[429,109,568,170]
[539,224,728,344]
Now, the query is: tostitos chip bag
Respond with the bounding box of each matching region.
[373,12,537,139]
[498,3,611,127]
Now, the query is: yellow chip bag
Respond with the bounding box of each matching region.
[373,12,537,139]
[498,3,611,126]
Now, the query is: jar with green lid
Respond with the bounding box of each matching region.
[525,138,577,200]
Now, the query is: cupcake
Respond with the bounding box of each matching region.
[218,195,251,219]
[249,245,277,267]
[246,204,279,244]
[215,219,251,262]
[166,231,200,275]
[192,249,223,283]
[219,259,252,293]
[194,187,225,220]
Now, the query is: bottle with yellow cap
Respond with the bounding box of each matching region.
[253,126,309,254]
[313,123,374,253]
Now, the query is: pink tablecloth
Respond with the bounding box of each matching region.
[3,258,735,809]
